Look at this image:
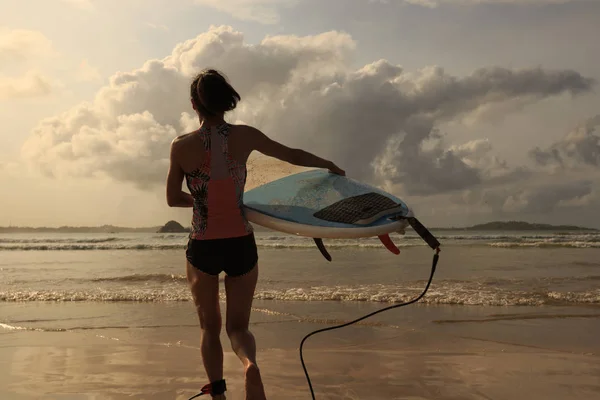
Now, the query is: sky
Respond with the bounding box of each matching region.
[1,0,599,228]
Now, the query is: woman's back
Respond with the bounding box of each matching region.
[175,122,254,240]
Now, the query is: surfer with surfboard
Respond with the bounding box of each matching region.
[166,68,345,399]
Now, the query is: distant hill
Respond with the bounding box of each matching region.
[433,220,598,232]
[157,220,188,233]
[0,221,273,234]
[0,225,160,233]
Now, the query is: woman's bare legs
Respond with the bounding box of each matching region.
[224,264,267,400]
[187,261,227,399]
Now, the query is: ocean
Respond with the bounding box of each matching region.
[1,229,599,399]
[2,230,599,306]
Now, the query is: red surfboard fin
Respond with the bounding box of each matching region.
[378,234,400,255]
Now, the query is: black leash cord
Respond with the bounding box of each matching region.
[299,250,440,399]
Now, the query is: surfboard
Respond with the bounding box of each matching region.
[243,169,415,259]
[243,169,412,238]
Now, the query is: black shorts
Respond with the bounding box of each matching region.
[186,233,258,277]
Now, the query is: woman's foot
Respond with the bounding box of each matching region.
[244,363,267,400]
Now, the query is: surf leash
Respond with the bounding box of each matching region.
[188,379,226,399]
[299,216,441,399]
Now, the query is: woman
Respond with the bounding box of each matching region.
[166,69,345,400]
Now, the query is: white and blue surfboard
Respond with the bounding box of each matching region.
[243,169,417,260]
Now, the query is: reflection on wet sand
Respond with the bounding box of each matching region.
[2,318,599,400]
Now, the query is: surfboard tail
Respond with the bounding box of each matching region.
[310,217,440,261]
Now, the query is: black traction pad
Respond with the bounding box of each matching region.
[313,192,404,225]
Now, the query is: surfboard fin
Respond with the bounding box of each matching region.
[313,238,332,262]
[378,234,400,255]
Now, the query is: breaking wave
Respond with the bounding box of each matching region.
[2,281,598,306]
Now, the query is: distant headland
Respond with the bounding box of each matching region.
[0,220,597,233]
[431,220,598,232]
[0,225,161,233]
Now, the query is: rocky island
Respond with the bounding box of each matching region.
[157,220,189,233]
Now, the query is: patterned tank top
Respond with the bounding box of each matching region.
[184,123,253,240]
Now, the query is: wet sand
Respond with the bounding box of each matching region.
[1,310,599,400]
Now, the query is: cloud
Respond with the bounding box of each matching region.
[194,0,296,24]
[0,28,61,99]
[0,28,55,63]
[0,71,58,99]
[21,25,594,198]
[501,180,594,214]
[23,108,177,189]
[529,115,600,168]
[146,23,170,32]
[428,112,600,226]
[346,63,592,195]
[402,0,588,8]
[440,168,599,227]
[76,59,102,82]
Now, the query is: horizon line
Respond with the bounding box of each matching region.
[0,220,598,231]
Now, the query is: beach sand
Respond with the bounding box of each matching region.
[2,302,599,400]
